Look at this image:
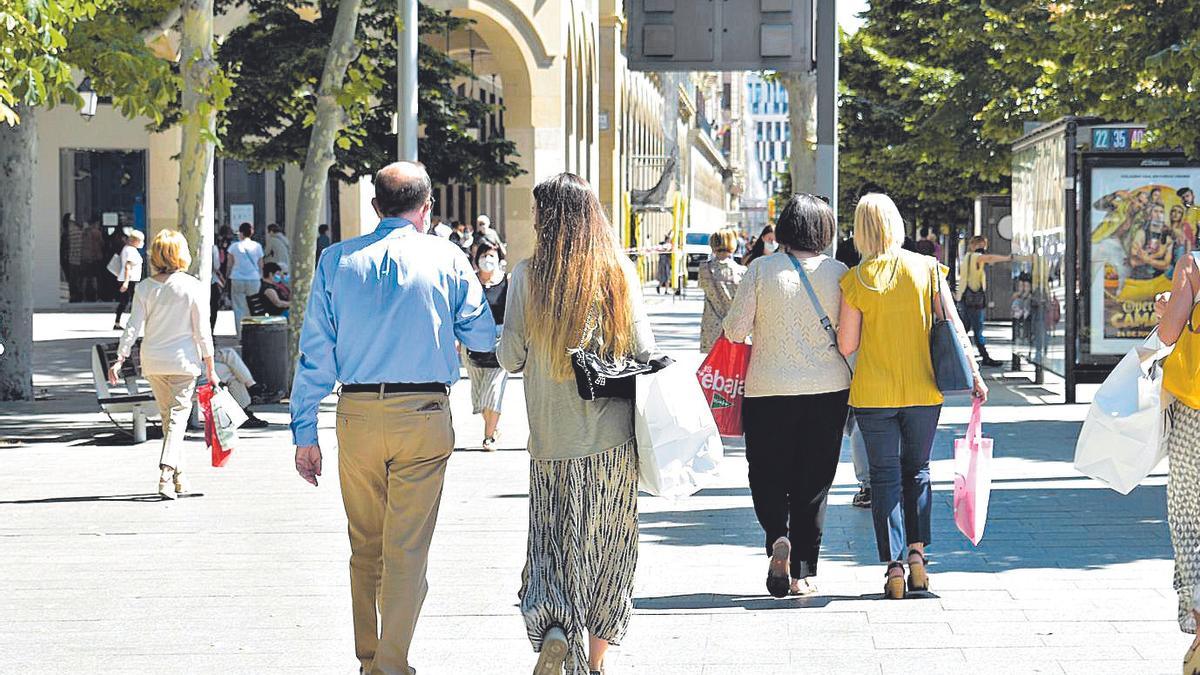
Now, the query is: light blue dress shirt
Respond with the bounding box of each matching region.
[289,218,497,446]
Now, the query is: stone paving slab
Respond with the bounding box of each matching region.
[0,292,1189,674]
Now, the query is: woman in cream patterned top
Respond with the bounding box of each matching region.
[723,194,851,599]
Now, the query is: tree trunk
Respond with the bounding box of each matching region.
[782,71,818,196]
[288,0,364,364]
[0,106,36,400]
[178,0,216,285]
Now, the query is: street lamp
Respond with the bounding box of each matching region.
[78,77,98,120]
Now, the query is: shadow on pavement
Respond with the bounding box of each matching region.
[640,483,1172,573]
[633,591,915,611]
[0,492,192,504]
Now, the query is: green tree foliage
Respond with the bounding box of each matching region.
[837,27,1007,231]
[216,1,522,186]
[1,0,103,124]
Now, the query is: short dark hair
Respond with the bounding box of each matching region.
[263,262,282,277]
[374,162,431,216]
[239,222,253,238]
[318,224,329,234]
[267,223,281,233]
[775,194,836,253]
[473,242,499,267]
[1179,187,1194,199]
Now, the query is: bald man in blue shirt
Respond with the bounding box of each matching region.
[290,161,496,675]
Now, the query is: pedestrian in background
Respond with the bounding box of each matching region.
[741,223,777,268]
[837,193,987,600]
[316,224,331,259]
[1153,250,1200,674]
[81,220,105,302]
[498,173,656,675]
[463,241,509,451]
[472,214,506,258]
[724,194,851,598]
[252,262,291,316]
[110,230,217,499]
[698,228,745,353]
[956,234,1012,367]
[290,161,496,675]
[656,232,673,294]
[113,230,144,330]
[209,243,224,331]
[227,222,263,339]
[264,223,291,273]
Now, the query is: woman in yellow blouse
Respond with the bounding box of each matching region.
[837,193,987,600]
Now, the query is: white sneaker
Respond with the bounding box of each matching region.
[534,627,568,675]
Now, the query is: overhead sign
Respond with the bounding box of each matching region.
[627,0,814,72]
[230,204,255,228]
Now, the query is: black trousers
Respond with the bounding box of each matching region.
[742,389,850,579]
[210,282,222,330]
[114,281,137,323]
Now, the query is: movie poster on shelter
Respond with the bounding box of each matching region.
[1088,166,1200,355]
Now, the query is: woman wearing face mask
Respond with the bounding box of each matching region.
[253,262,291,316]
[741,224,777,268]
[464,242,509,451]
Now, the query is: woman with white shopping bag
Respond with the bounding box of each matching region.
[110,230,219,499]
[1153,250,1200,674]
[724,194,851,598]
[837,194,988,600]
[497,173,656,675]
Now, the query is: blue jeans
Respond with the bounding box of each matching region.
[854,405,942,562]
[963,307,987,347]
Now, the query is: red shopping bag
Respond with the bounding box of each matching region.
[695,336,751,437]
[197,383,232,468]
[954,398,993,545]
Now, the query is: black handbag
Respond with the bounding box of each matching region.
[928,263,975,392]
[961,287,987,310]
[570,349,653,400]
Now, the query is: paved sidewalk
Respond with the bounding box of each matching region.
[0,289,1186,674]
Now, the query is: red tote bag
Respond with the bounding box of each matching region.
[695,336,751,437]
[197,383,232,468]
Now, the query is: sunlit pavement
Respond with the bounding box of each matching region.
[0,289,1184,674]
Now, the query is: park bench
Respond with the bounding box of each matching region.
[91,341,157,443]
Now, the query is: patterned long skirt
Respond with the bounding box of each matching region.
[520,439,639,674]
[1169,401,1200,634]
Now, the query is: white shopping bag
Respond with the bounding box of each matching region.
[210,385,248,449]
[635,360,724,498]
[1074,330,1173,494]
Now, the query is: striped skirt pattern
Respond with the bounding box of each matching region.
[519,438,639,675]
[463,359,508,415]
[1169,401,1200,634]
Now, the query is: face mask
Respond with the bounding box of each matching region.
[273,273,283,283]
[765,241,779,253]
[480,258,499,273]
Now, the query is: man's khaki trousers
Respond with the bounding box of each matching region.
[336,391,454,675]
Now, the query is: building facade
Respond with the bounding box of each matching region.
[742,71,790,235]
[29,0,744,308]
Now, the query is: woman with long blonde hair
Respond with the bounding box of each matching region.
[498,173,656,675]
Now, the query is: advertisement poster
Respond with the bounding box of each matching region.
[1088,166,1200,355]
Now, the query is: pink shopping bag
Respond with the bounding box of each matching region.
[954,398,993,545]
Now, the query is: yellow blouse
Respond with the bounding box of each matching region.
[840,250,948,409]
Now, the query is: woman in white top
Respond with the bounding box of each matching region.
[110,230,218,499]
[724,194,851,598]
[113,229,145,330]
[697,228,746,352]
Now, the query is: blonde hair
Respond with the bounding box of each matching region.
[709,229,737,254]
[853,193,906,259]
[967,235,988,250]
[149,229,192,274]
[527,173,636,381]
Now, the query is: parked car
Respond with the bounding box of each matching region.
[685,230,714,280]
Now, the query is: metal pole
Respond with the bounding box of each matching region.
[397,0,419,161]
[815,0,838,217]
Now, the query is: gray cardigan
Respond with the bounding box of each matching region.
[498,259,657,460]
